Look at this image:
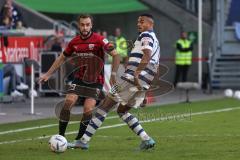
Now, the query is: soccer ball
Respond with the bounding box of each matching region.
[224,89,233,98]
[49,135,67,153]
[233,91,240,100]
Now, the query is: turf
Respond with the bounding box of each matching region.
[0,98,240,160]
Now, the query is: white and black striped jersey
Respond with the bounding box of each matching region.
[121,30,160,89]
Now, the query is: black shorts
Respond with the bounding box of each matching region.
[71,79,103,90]
[70,79,104,106]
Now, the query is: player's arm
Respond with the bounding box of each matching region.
[108,49,120,76]
[108,49,120,86]
[39,38,74,83]
[102,37,120,86]
[134,34,153,88]
[134,49,151,88]
[39,53,66,83]
[135,49,151,76]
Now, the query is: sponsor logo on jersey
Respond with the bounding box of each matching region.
[141,37,151,46]
[75,52,94,57]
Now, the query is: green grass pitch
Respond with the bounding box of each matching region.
[0,98,240,160]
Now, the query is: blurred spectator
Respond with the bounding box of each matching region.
[51,36,63,52]
[174,31,193,87]
[16,20,25,30]
[0,0,23,29]
[0,15,12,29]
[101,30,115,42]
[114,28,128,66]
[101,30,107,38]
[0,5,12,29]
[3,63,28,97]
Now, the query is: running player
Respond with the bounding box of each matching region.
[68,13,160,150]
[39,14,120,143]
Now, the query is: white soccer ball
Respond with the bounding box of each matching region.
[233,91,240,100]
[224,89,233,97]
[49,135,67,153]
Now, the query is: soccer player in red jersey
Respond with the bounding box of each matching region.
[39,14,120,145]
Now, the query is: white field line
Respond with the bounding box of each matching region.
[2,106,239,136]
[96,134,240,139]
[0,106,240,145]
[0,116,119,135]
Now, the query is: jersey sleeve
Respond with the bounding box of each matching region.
[139,33,154,51]
[99,36,115,53]
[63,39,74,57]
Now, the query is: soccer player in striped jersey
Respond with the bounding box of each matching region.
[39,14,120,144]
[70,13,160,150]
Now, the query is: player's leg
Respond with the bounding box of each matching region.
[67,97,96,148]
[75,97,96,140]
[59,93,78,136]
[76,79,135,149]
[117,91,155,149]
[75,81,104,139]
[117,104,155,150]
[77,95,118,149]
[117,104,149,140]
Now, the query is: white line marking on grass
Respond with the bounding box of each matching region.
[96,134,240,139]
[0,106,240,145]
[0,116,118,135]
[2,133,240,145]
[0,123,127,145]
[2,106,239,136]
[139,107,240,123]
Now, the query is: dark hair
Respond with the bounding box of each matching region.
[77,14,93,23]
[139,13,154,20]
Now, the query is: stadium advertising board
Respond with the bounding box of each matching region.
[0,36,43,63]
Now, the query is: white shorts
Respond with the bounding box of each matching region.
[108,77,146,108]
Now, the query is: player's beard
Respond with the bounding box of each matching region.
[80,30,92,39]
[137,27,142,33]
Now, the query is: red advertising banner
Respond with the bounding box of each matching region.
[0,36,44,63]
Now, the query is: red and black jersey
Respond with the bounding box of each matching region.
[63,32,112,85]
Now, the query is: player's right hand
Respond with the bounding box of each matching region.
[38,74,50,83]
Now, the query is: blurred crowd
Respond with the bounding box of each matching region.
[0,0,24,30]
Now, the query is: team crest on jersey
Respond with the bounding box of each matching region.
[88,44,95,50]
